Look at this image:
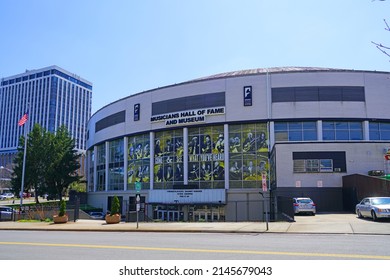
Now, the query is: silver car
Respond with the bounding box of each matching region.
[0,206,15,220]
[293,197,316,215]
[0,193,14,200]
[356,197,390,221]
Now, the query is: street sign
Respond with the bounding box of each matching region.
[262,173,267,191]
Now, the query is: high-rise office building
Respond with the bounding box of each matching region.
[0,65,92,169]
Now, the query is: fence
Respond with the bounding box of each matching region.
[0,198,82,222]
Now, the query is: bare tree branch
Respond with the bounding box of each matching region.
[384,19,390,31]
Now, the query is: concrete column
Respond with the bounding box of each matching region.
[317,120,323,141]
[224,124,229,190]
[363,120,370,141]
[150,132,155,190]
[105,141,109,192]
[123,136,128,191]
[93,146,97,192]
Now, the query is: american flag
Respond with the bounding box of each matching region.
[18,112,28,126]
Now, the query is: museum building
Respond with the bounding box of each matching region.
[86,67,390,221]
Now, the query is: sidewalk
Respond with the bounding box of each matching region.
[1,213,390,234]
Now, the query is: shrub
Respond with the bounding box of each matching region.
[110,196,120,216]
[59,200,66,217]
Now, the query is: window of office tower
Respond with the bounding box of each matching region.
[128,133,150,190]
[188,126,225,189]
[229,123,269,188]
[154,130,183,189]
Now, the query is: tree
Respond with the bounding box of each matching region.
[12,124,50,203]
[110,196,120,216]
[12,124,81,203]
[372,19,390,58]
[372,1,390,59]
[44,126,81,201]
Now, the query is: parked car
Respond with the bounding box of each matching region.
[293,197,316,215]
[0,206,15,220]
[89,212,105,220]
[355,197,390,221]
[0,193,14,200]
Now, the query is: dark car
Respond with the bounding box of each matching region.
[89,212,105,220]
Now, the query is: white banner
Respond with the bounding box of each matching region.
[149,189,226,204]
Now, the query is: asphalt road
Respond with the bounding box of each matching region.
[1,230,390,260]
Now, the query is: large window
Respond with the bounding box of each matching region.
[275,121,317,142]
[87,150,94,192]
[272,86,365,102]
[188,126,225,189]
[229,123,268,188]
[108,139,124,191]
[369,122,390,140]
[293,159,333,173]
[322,121,363,141]
[96,144,106,191]
[128,133,150,190]
[95,111,125,132]
[154,130,183,189]
[292,151,346,173]
[152,92,225,115]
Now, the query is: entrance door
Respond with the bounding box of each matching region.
[168,211,179,221]
[157,210,166,221]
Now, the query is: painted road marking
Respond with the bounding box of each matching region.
[1,241,390,259]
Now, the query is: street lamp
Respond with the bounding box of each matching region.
[259,191,269,231]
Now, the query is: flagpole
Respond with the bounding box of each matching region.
[20,108,29,212]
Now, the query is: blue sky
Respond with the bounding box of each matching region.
[0,0,389,114]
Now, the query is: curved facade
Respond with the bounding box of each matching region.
[86,67,390,221]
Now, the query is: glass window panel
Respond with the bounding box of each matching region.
[380,131,390,140]
[272,88,295,102]
[320,159,333,172]
[243,155,256,181]
[335,122,348,130]
[306,159,319,172]
[275,131,288,141]
[242,130,256,153]
[303,122,316,129]
[188,162,200,182]
[335,130,349,140]
[230,155,242,181]
[349,122,362,130]
[322,122,334,129]
[303,130,317,141]
[323,130,335,141]
[319,87,342,101]
[289,131,302,141]
[370,131,380,140]
[274,122,287,131]
[369,122,379,130]
[289,122,302,130]
[350,130,363,140]
[229,133,242,153]
[295,87,318,101]
[380,123,390,130]
[293,160,305,173]
[342,87,365,101]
